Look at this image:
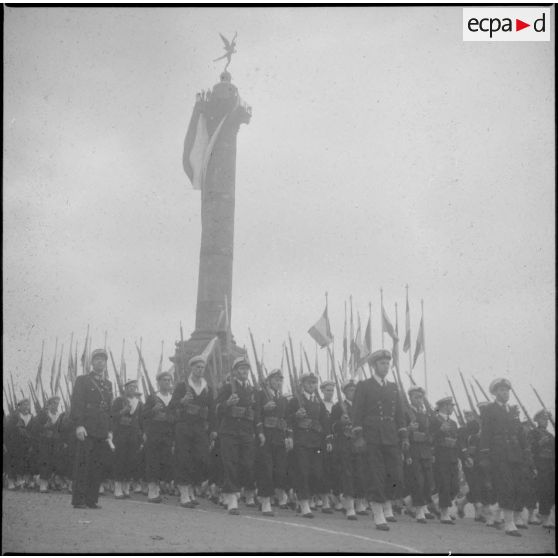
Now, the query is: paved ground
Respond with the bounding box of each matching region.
[2,489,555,554]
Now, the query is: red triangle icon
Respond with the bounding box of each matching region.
[516,19,530,31]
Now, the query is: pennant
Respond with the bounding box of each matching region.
[308,305,334,348]
[403,293,411,353]
[201,336,220,362]
[364,313,372,357]
[412,316,425,369]
[35,341,45,390]
[381,305,398,341]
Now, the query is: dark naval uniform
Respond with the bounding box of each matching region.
[331,399,366,501]
[170,379,215,487]
[405,405,434,508]
[32,408,69,482]
[431,411,460,510]
[216,379,259,494]
[255,386,289,498]
[479,401,529,512]
[529,422,555,517]
[142,392,175,484]
[287,392,329,501]
[70,372,113,507]
[5,410,35,481]
[111,396,143,482]
[352,376,407,503]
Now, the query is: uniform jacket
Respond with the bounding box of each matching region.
[256,388,289,445]
[479,402,528,464]
[529,427,555,467]
[170,380,216,433]
[70,373,113,439]
[405,406,433,460]
[431,413,460,464]
[111,396,143,434]
[216,380,259,437]
[31,409,67,442]
[142,393,175,438]
[5,412,34,451]
[287,393,329,449]
[352,377,407,445]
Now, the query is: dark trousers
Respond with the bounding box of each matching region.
[256,441,288,497]
[220,432,255,493]
[364,443,403,503]
[37,438,64,480]
[294,445,324,500]
[492,458,524,511]
[406,457,434,507]
[71,437,105,506]
[434,459,459,509]
[113,429,142,481]
[323,451,338,494]
[463,464,482,504]
[174,423,209,485]
[144,432,174,483]
[208,438,223,485]
[536,461,555,515]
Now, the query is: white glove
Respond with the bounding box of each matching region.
[76,426,87,442]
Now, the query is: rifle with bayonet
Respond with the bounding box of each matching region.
[446,376,465,427]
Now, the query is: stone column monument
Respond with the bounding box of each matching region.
[171,49,251,381]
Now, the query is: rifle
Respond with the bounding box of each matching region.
[179,322,185,382]
[510,385,535,427]
[288,334,299,384]
[473,376,490,401]
[285,343,302,405]
[9,372,19,408]
[28,381,41,414]
[446,376,465,427]
[327,347,347,416]
[249,329,271,400]
[531,385,555,429]
[459,368,479,418]
[109,350,124,396]
[469,381,480,408]
[135,342,155,397]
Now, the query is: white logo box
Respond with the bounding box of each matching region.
[463,7,551,41]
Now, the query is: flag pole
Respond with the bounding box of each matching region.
[421,299,428,398]
[380,288,385,349]
[406,285,412,380]
[325,291,331,380]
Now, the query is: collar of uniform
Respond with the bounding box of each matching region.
[372,372,386,386]
[303,390,316,402]
[438,412,449,421]
[496,400,509,411]
[188,376,207,396]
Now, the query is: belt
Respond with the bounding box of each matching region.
[264,416,287,430]
[411,431,428,443]
[230,406,254,421]
[440,437,457,448]
[185,404,209,419]
[297,418,322,432]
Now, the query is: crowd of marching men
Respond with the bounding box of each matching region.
[3,345,555,539]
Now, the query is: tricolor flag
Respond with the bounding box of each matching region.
[403,292,411,353]
[381,304,398,341]
[183,98,230,190]
[412,315,425,369]
[308,304,334,348]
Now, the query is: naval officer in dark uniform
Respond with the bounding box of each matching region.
[70,348,114,509]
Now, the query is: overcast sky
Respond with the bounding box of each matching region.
[3,6,554,413]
